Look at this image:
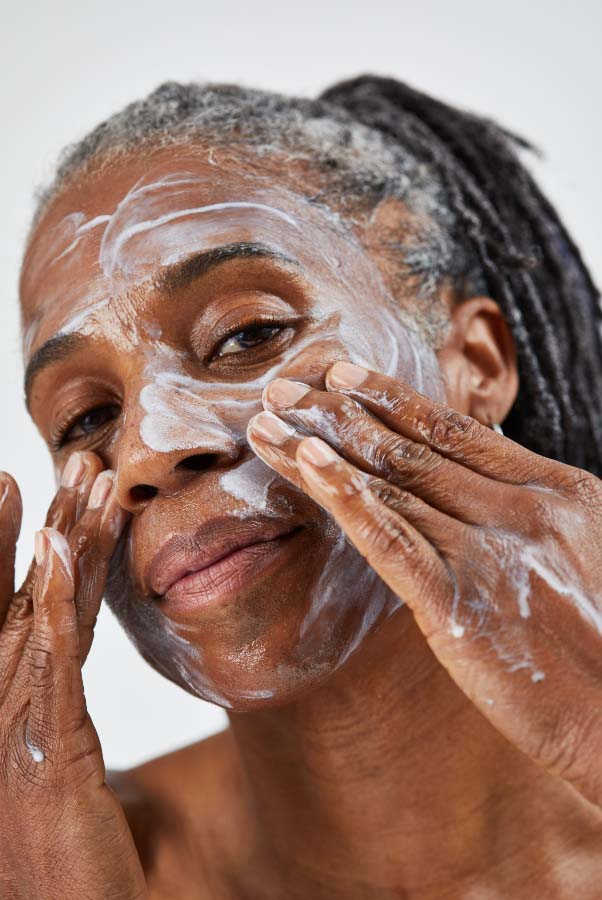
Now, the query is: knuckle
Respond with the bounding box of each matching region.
[422,406,478,451]
[28,638,53,669]
[375,434,435,475]
[70,526,91,554]
[28,664,55,693]
[522,487,586,543]
[362,507,414,557]
[523,490,563,537]
[372,434,406,476]
[374,433,440,485]
[566,469,602,509]
[3,592,32,627]
[368,479,415,515]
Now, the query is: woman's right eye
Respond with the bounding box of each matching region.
[61,404,120,444]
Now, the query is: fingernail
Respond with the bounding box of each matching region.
[88,470,114,509]
[327,361,368,390]
[34,530,47,565]
[298,437,338,467]
[61,452,86,488]
[265,379,310,408]
[249,412,297,445]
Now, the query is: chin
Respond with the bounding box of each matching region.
[103,524,402,711]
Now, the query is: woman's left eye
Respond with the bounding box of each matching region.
[215,325,282,358]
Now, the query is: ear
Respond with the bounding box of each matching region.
[436,296,519,425]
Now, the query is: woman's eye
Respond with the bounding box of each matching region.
[215,325,281,358]
[63,405,120,442]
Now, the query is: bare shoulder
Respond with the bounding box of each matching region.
[106,728,237,894]
[107,727,235,822]
[109,727,232,794]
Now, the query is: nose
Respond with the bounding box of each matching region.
[113,393,243,515]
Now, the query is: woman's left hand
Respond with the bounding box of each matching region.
[247,361,602,808]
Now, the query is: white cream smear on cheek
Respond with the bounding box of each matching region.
[220,457,280,514]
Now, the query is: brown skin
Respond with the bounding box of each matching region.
[3,142,602,898]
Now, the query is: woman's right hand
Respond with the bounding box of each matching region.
[0,453,148,900]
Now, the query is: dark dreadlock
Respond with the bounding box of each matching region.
[320,75,602,475]
[30,75,602,474]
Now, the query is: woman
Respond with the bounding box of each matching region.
[2,74,602,897]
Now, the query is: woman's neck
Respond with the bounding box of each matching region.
[227,608,602,897]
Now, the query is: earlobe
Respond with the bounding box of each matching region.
[435,296,519,425]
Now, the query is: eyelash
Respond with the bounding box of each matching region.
[51,403,120,451]
[52,318,292,450]
[210,316,292,361]
[204,312,298,364]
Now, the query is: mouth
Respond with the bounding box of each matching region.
[147,515,303,617]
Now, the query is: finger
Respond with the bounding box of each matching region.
[247,411,309,493]
[68,470,129,662]
[26,528,87,765]
[0,473,22,630]
[249,410,462,550]
[0,455,103,701]
[261,380,519,527]
[45,451,105,536]
[0,476,28,705]
[18,451,105,601]
[324,362,557,485]
[294,436,453,620]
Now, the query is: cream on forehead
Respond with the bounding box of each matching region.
[52,213,112,265]
[101,200,299,277]
[51,173,301,277]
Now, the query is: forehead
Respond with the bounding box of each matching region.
[20,143,351,357]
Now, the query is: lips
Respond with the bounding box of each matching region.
[146,513,300,599]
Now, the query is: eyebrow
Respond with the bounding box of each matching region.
[156,241,298,293]
[24,241,299,408]
[24,333,85,410]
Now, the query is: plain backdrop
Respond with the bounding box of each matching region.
[1,0,600,769]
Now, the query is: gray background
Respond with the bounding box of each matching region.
[1,0,599,769]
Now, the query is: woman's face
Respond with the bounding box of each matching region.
[20,143,444,709]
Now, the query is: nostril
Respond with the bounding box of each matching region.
[130,484,159,504]
[175,453,219,472]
